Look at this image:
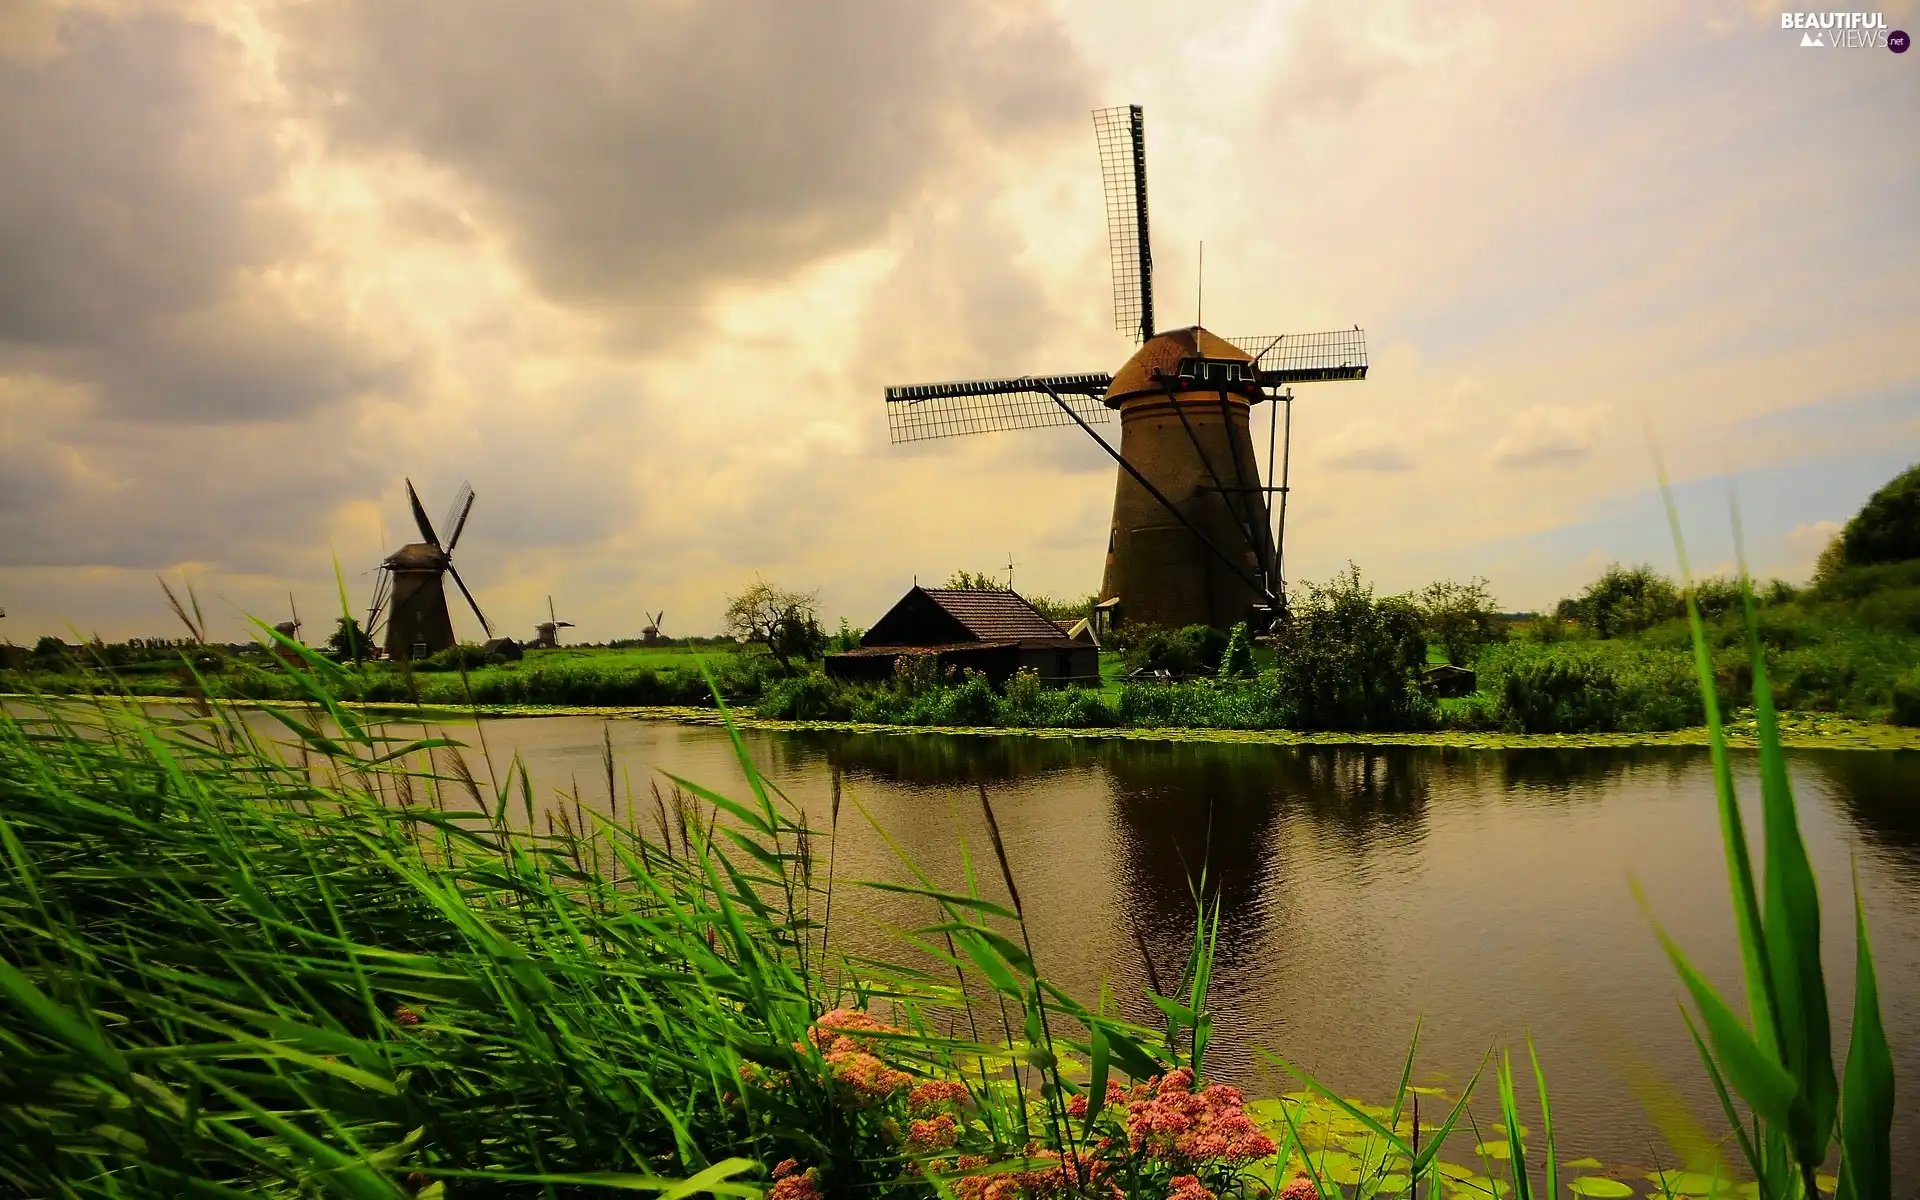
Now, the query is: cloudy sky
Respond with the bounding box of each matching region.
[2,0,1916,644]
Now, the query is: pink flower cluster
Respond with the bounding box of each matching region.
[1124,1068,1276,1165]
[908,1079,971,1115]
[1067,1081,1129,1119]
[1166,1175,1215,1200]
[803,1007,911,1103]
[1276,1178,1318,1199]
[947,1146,1096,1200]
[768,1159,821,1200]
[905,1113,959,1153]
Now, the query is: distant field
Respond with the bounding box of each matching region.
[514,644,748,671]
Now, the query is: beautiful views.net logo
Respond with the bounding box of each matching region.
[1780,11,1910,50]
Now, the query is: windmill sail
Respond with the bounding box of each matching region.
[1094,104,1153,342]
[1226,330,1370,386]
[442,482,476,553]
[884,373,1113,444]
[405,479,441,547]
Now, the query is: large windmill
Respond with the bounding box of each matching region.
[883,105,1367,632]
[366,480,492,661]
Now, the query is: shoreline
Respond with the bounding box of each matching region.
[9,692,1917,751]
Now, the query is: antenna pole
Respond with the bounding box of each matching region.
[1197,240,1203,327]
[1130,104,1154,341]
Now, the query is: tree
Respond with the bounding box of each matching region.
[1567,564,1681,638]
[1842,462,1920,567]
[1274,564,1432,730]
[1414,577,1504,666]
[723,581,826,672]
[944,570,1006,591]
[327,617,372,663]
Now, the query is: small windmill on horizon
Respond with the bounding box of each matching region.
[883,105,1368,631]
[533,595,574,649]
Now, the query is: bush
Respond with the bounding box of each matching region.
[756,672,855,721]
[1123,625,1229,676]
[1272,566,1433,731]
[414,643,495,672]
[1218,623,1254,678]
[1892,666,1920,727]
[1481,642,1703,733]
[1566,564,1682,638]
[1415,578,1506,666]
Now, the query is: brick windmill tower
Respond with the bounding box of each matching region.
[883,106,1368,631]
[365,480,492,660]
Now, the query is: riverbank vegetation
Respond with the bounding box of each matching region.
[9,468,1919,738]
[0,553,1895,1197]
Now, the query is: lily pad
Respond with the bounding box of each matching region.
[1435,1162,1475,1181]
[1815,1176,1837,1195]
[1567,1180,1634,1198]
[1563,1157,1605,1169]
[1445,1178,1511,1198]
[1473,1140,1515,1160]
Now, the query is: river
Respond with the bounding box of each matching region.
[336,713,1915,1185]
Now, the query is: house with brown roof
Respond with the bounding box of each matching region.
[825,587,1100,687]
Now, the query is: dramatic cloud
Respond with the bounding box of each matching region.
[2,0,1916,637]
[0,6,400,423]
[278,0,1089,337]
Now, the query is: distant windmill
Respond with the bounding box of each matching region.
[642,610,665,645]
[533,595,574,649]
[272,592,302,643]
[365,480,491,661]
[882,104,1368,630]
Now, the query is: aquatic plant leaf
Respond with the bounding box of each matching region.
[1565,1179,1633,1198]
[1835,872,1893,1200]
[1656,466,1782,1066]
[1562,1157,1604,1169]
[1642,902,1796,1128]
[1738,568,1837,1167]
[857,881,1019,921]
[1527,1036,1558,1200]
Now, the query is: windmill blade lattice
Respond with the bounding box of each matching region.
[883,374,1113,444]
[1093,104,1154,342]
[1226,329,1370,385]
[441,482,476,554]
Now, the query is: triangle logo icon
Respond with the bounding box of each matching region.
[1800,30,1824,46]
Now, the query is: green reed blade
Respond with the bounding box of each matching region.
[1655,456,1782,1063]
[1728,514,1839,1170]
[1527,1035,1557,1200]
[1641,893,1796,1128]
[1835,868,1893,1200]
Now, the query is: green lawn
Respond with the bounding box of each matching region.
[517,643,739,672]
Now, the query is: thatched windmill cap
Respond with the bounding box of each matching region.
[383,542,447,571]
[1103,326,1253,405]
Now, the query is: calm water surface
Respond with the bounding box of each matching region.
[289,714,1920,1181]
